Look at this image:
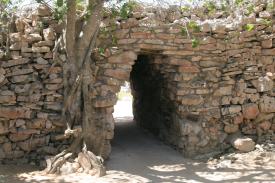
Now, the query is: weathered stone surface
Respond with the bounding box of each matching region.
[242,103,259,119]
[251,76,273,92]
[259,96,275,113]
[0,3,275,162]
[108,51,137,64]
[32,46,50,53]
[1,58,30,68]
[0,122,9,135]
[43,28,55,41]
[258,121,271,131]
[231,137,255,152]
[104,69,129,80]
[214,86,232,96]
[0,95,16,104]
[94,94,117,108]
[9,133,30,142]
[181,95,203,105]
[262,49,275,55]
[224,124,239,134]
[17,137,46,151]
[37,4,52,16]
[0,107,32,119]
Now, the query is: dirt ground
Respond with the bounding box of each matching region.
[0,99,275,183]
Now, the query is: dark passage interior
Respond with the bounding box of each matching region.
[129,54,172,139]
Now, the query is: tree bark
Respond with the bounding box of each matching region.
[44,0,106,176]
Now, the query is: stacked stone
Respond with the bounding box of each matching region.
[0,2,274,162]
[95,1,274,157]
[0,5,64,163]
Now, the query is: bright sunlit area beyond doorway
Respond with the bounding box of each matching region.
[113,82,133,119]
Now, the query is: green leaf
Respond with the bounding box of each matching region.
[192,38,200,48]
[244,24,255,31]
[98,47,105,56]
[188,21,201,32]
[235,0,244,6]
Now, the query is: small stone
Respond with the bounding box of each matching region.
[0,122,9,135]
[0,148,5,159]
[233,115,243,124]
[231,137,255,152]
[9,133,30,142]
[43,28,55,41]
[32,46,50,53]
[104,69,129,80]
[259,96,275,113]
[36,57,48,64]
[258,121,271,131]
[259,11,271,19]
[108,51,137,64]
[16,119,25,127]
[214,86,232,96]
[261,39,272,48]
[242,103,259,119]
[224,124,239,134]
[2,142,12,153]
[251,76,273,92]
[37,4,52,17]
[181,95,203,105]
[0,107,32,119]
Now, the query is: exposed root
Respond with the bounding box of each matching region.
[44,135,106,177]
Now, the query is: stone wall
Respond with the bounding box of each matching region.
[0,2,275,163]
[0,6,67,164]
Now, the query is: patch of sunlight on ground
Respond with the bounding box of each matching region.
[148,164,186,172]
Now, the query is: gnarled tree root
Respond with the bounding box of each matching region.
[44,136,106,177]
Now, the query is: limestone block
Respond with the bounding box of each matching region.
[9,33,21,43]
[251,76,273,92]
[0,107,32,119]
[213,86,232,96]
[261,39,272,48]
[108,51,137,64]
[1,58,30,68]
[104,69,129,80]
[9,133,30,142]
[181,95,203,105]
[231,137,255,152]
[0,122,9,135]
[242,103,259,119]
[37,4,52,17]
[258,121,271,131]
[224,124,239,134]
[259,96,275,113]
[43,28,55,41]
[32,46,50,53]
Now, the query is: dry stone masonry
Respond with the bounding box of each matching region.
[0,1,275,164]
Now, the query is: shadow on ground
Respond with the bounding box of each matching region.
[0,117,274,183]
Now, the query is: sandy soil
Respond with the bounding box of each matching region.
[0,99,274,183]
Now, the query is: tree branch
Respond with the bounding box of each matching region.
[75,0,104,66]
[66,0,77,63]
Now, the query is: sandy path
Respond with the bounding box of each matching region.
[0,99,275,182]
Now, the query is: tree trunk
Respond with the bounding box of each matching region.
[44,0,106,176]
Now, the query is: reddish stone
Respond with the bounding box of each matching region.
[178,65,200,73]
[233,115,244,124]
[224,124,239,134]
[9,133,30,142]
[242,103,259,119]
[0,107,32,119]
[130,32,154,39]
[258,121,272,131]
[104,69,129,80]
